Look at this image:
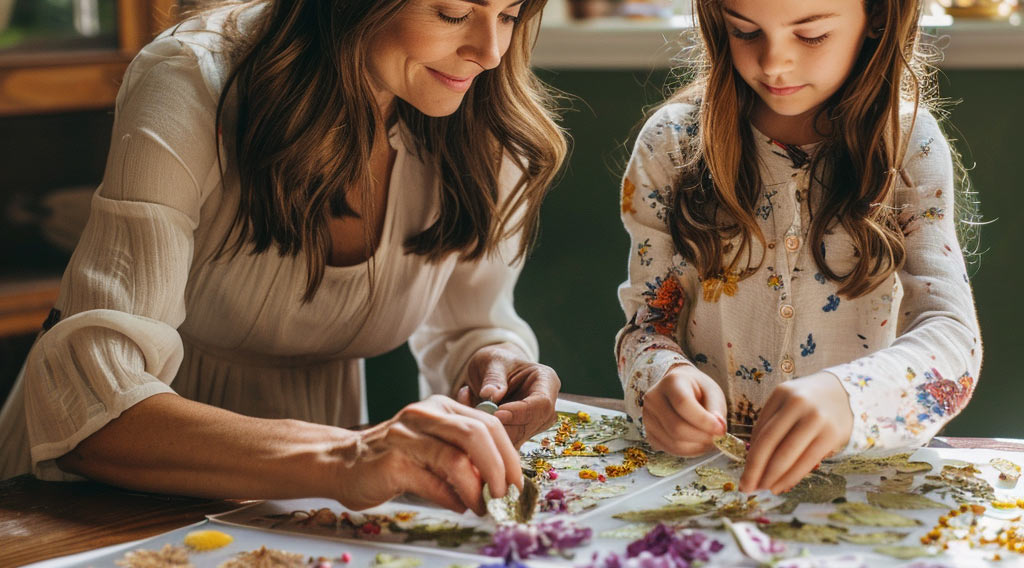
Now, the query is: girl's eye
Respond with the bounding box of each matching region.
[438,11,471,24]
[499,12,520,25]
[797,33,830,46]
[730,28,762,41]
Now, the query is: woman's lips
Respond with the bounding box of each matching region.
[428,68,474,92]
[762,82,806,96]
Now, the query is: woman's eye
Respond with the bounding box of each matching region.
[499,12,520,25]
[438,11,471,24]
[730,28,762,41]
[797,33,830,46]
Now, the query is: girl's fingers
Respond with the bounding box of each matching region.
[750,390,785,444]
[644,396,713,456]
[664,379,721,435]
[740,404,801,492]
[693,373,728,432]
[757,414,821,493]
[770,434,835,494]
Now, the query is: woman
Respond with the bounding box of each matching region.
[0,0,567,517]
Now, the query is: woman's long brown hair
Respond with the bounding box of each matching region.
[665,0,938,298]
[177,0,566,301]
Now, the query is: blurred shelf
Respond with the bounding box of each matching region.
[533,14,1024,70]
[0,0,177,116]
[0,276,60,338]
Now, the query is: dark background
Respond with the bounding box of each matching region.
[2,68,1021,438]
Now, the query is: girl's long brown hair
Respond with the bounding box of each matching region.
[666,0,936,298]
[177,0,566,301]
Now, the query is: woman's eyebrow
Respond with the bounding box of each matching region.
[461,0,527,7]
[722,7,839,26]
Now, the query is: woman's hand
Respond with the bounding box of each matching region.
[642,364,727,456]
[333,395,522,515]
[740,373,853,494]
[456,343,559,447]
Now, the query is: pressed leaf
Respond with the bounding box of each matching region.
[713,433,748,463]
[872,545,939,560]
[866,491,947,510]
[827,502,921,527]
[612,502,716,522]
[647,453,692,477]
[780,471,847,504]
[837,531,908,545]
[761,519,847,544]
[695,466,739,490]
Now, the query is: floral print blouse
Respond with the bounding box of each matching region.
[616,103,982,457]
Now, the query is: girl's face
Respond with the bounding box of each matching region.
[722,0,870,134]
[368,0,525,118]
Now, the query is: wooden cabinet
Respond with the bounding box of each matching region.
[0,0,176,341]
[0,0,177,115]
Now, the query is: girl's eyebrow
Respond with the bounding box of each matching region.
[722,7,839,26]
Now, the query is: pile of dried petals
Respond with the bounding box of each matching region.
[579,524,724,568]
[482,518,592,559]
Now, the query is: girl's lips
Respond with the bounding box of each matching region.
[762,83,806,96]
[428,68,474,92]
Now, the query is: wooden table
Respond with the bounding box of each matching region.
[3,394,1023,567]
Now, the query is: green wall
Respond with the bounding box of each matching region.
[367,68,1024,440]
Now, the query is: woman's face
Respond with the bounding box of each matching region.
[368,0,525,117]
[721,0,870,129]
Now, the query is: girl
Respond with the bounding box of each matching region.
[616,0,981,495]
[0,0,566,517]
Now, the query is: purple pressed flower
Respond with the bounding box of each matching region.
[483,518,593,559]
[579,524,724,568]
[542,488,569,513]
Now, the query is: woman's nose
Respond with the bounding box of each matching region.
[460,21,503,70]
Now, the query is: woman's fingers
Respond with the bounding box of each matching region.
[494,367,558,446]
[441,397,524,491]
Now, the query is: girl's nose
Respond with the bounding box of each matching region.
[759,39,795,79]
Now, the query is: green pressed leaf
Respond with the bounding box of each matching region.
[516,477,539,523]
[838,531,908,545]
[827,502,922,527]
[780,471,847,504]
[827,453,913,475]
[612,502,716,522]
[872,545,939,560]
[372,554,423,568]
[866,491,947,510]
[761,519,847,544]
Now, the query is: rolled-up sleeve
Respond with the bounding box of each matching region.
[23,36,219,480]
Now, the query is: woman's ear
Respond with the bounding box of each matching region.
[866,0,886,39]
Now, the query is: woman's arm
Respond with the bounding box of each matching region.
[58,393,522,514]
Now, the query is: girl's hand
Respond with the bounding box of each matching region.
[642,364,727,456]
[456,343,559,447]
[740,373,853,494]
[335,395,523,516]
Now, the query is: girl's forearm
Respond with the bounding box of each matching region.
[55,393,354,500]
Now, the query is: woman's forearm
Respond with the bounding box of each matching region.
[55,393,353,500]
